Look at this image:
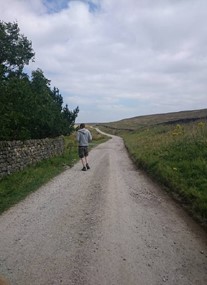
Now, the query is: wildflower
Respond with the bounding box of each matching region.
[171,124,184,136]
[172,132,179,136]
[197,122,205,128]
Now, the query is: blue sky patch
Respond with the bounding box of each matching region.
[43,0,99,14]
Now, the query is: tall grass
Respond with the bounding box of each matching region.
[103,122,207,226]
[0,128,108,215]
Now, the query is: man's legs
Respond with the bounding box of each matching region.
[78,147,86,170]
[83,147,90,169]
[80,156,89,170]
[84,156,90,169]
[81,157,86,168]
[79,147,90,171]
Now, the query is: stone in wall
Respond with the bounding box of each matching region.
[0,137,64,178]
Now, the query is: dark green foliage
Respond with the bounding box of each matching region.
[0,21,35,78]
[0,21,79,140]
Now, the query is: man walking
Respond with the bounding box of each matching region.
[76,123,92,171]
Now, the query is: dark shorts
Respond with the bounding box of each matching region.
[78,146,89,158]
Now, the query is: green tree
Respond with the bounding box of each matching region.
[0,20,35,140]
[0,74,34,140]
[62,105,79,135]
[50,87,63,111]
[0,21,35,78]
[30,69,60,138]
[0,21,79,140]
[30,69,79,138]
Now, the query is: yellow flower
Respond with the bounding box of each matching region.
[197,122,205,128]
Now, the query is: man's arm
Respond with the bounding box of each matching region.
[76,131,80,143]
[88,130,92,142]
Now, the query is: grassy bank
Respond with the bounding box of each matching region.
[100,121,207,226]
[0,127,108,215]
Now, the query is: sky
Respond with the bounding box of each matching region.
[1,0,207,123]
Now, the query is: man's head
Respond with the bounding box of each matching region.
[80,123,85,129]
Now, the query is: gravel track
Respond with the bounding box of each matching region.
[0,132,206,284]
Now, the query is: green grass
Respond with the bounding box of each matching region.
[0,128,109,215]
[99,121,207,227]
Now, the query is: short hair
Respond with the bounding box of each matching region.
[80,123,85,129]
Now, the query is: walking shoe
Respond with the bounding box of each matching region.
[86,163,90,169]
[82,166,86,171]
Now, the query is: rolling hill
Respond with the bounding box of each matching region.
[98,108,207,130]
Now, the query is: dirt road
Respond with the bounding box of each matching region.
[0,132,206,285]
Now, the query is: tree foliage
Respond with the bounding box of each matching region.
[0,21,79,140]
[0,21,35,78]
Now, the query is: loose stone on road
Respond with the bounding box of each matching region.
[0,133,206,284]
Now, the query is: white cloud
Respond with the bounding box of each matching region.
[1,0,207,122]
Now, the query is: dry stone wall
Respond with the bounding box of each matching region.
[0,137,64,178]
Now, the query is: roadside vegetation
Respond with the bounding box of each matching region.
[99,112,207,227]
[0,127,108,215]
[0,21,78,140]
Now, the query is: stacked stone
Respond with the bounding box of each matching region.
[0,137,64,178]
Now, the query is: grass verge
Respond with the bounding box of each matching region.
[99,122,207,228]
[0,127,109,215]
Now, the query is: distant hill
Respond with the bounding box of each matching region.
[98,108,207,131]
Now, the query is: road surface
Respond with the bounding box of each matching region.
[0,132,206,284]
